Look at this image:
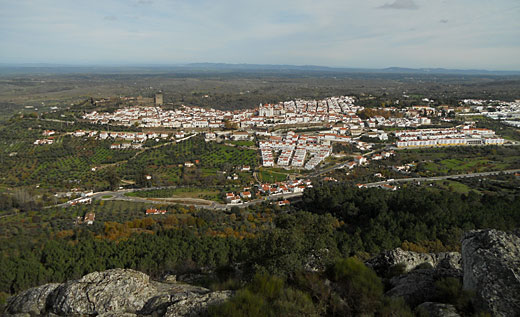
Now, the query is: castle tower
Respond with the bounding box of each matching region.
[154,92,163,106]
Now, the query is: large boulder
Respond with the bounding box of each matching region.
[462,229,520,316]
[368,248,463,308]
[366,248,461,276]
[4,269,232,316]
[4,283,60,316]
[50,269,157,315]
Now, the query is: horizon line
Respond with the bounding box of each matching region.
[0,62,519,73]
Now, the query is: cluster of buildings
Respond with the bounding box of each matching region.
[145,208,168,215]
[82,96,437,131]
[225,179,313,205]
[394,126,504,148]
[341,151,395,171]
[34,130,57,145]
[75,212,95,225]
[82,96,356,129]
[259,132,332,169]
[83,105,228,129]
[83,94,447,132]
[69,129,193,150]
[462,99,520,121]
[34,129,185,148]
[34,138,55,145]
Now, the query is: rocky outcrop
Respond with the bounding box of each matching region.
[50,269,157,315]
[3,283,60,316]
[366,247,463,308]
[415,302,461,317]
[462,229,520,317]
[366,248,461,276]
[379,229,520,316]
[4,269,233,317]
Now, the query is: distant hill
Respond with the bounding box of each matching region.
[185,63,520,75]
[0,63,519,76]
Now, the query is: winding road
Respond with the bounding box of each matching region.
[49,169,520,210]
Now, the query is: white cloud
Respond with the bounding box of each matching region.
[379,0,418,10]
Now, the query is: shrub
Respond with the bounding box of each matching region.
[386,263,407,278]
[435,277,474,313]
[208,273,319,317]
[329,257,384,315]
[415,262,434,270]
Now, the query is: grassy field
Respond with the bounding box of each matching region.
[394,146,520,176]
[258,168,291,183]
[431,180,476,194]
[422,157,510,174]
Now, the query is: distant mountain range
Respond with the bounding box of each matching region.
[1,62,519,76]
[184,63,520,75]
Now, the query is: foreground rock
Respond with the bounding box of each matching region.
[366,247,461,275]
[462,229,520,316]
[4,269,233,316]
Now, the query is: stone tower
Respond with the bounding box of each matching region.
[154,92,163,106]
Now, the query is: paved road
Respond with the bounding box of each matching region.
[51,186,304,210]
[49,169,520,210]
[104,190,304,210]
[362,169,520,188]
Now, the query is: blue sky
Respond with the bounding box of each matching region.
[1,0,519,69]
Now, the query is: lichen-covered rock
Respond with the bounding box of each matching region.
[462,229,520,316]
[165,290,233,317]
[4,283,60,315]
[366,248,461,275]
[50,269,157,315]
[4,269,232,317]
[416,302,461,317]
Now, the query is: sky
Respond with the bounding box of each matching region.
[0,0,519,70]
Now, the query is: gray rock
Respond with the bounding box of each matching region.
[416,302,461,317]
[386,265,462,307]
[4,269,232,317]
[51,269,157,315]
[462,229,520,316]
[98,313,138,317]
[165,290,233,317]
[367,248,461,275]
[386,269,437,307]
[163,274,177,283]
[4,283,60,315]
